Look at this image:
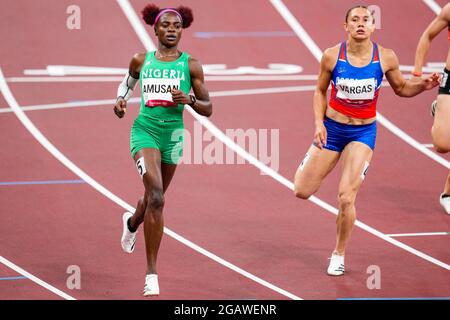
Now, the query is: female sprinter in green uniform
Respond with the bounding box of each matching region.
[114,4,212,296]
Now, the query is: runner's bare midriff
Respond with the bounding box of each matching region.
[326,107,376,125]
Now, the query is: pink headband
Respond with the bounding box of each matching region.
[155,9,183,25]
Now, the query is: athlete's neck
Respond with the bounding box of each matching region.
[156,45,180,58]
[346,39,372,56]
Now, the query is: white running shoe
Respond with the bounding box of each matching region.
[121,212,137,253]
[327,252,345,276]
[439,193,450,215]
[143,274,159,296]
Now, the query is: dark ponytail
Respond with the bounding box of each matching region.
[176,6,194,28]
[142,4,160,26]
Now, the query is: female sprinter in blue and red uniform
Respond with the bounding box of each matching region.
[294,6,440,276]
[114,4,212,296]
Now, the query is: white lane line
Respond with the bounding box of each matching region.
[210,85,316,97]
[7,76,124,83]
[269,0,323,61]
[0,67,302,300]
[387,232,450,237]
[187,105,450,271]
[422,0,442,14]
[6,75,318,82]
[161,229,301,300]
[118,0,450,272]
[0,72,135,213]
[270,0,450,169]
[0,255,76,300]
[6,66,436,83]
[1,81,395,113]
[376,113,450,168]
[116,0,156,51]
[0,85,316,113]
[268,0,450,270]
[23,66,126,76]
[0,98,122,113]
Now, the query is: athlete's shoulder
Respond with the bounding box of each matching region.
[378,45,397,62]
[128,53,146,76]
[187,54,200,64]
[323,43,341,59]
[321,44,341,70]
[132,53,147,63]
[378,45,399,72]
[131,52,146,67]
[188,56,203,69]
[187,56,205,79]
[442,3,450,20]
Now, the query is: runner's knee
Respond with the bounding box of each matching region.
[338,191,356,211]
[294,186,314,199]
[435,146,450,153]
[146,188,165,212]
[432,139,450,153]
[431,127,450,153]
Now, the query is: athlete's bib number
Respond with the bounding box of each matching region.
[336,78,376,101]
[142,78,181,107]
[135,157,147,178]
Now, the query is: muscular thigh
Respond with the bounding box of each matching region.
[134,148,164,192]
[434,95,450,132]
[338,142,373,194]
[161,163,177,193]
[294,145,341,194]
[134,148,178,195]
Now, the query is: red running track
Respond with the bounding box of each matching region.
[0,0,449,300]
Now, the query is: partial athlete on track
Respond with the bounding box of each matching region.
[413,3,450,215]
[293,5,440,276]
[114,3,212,296]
